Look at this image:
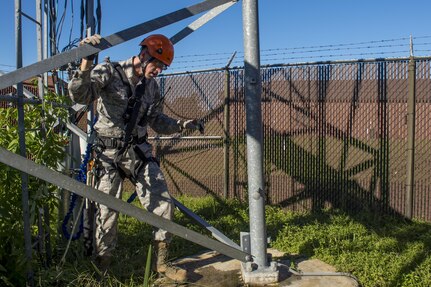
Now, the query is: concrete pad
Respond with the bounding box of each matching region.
[153,249,359,287]
[280,258,358,287]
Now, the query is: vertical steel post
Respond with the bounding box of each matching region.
[36,0,44,99]
[15,0,33,285]
[405,56,416,219]
[82,0,96,256]
[43,0,48,86]
[36,0,50,267]
[223,67,231,198]
[242,0,268,269]
[86,0,95,132]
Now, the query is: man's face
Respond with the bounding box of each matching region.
[139,49,168,79]
[143,59,167,79]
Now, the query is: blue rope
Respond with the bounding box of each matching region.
[62,117,97,240]
[61,142,92,240]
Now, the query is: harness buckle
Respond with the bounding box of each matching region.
[98,136,123,149]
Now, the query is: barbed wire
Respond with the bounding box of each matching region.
[168,36,431,72]
[174,36,414,59]
[2,36,431,74]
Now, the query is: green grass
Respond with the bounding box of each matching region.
[33,196,431,287]
[269,207,431,287]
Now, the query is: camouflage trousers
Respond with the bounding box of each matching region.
[94,148,173,258]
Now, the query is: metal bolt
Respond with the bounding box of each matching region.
[252,191,260,200]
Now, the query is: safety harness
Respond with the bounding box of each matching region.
[63,61,162,242]
[97,61,147,148]
[96,61,163,183]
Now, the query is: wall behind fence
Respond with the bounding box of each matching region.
[152,58,431,222]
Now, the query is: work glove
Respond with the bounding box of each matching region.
[80,34,102,61]
[178,119,205,134]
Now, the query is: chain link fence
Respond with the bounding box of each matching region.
[152,58,431,222]
[6,59,427,221]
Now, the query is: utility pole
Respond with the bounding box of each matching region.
[241,0,278,284]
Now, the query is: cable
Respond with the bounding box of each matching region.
[56,0,68,49]
[67,0,74,46]
[96,0,102,35]
[48,0,57,56]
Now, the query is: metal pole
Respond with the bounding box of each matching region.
[36,0,51,267]
[223,66,230,198]
[36,0,44,100]
[43,0,48,86]
[81,0,96,257]
[85,0,95,133]
[242,0,268,269]
[405,56,416,219]
[223,52,236,199]
[15,0,33,285]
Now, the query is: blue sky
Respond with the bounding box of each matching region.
[1,0,431,73]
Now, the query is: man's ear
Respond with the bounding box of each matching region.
[139,47,149,59]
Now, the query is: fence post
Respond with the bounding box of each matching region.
[405,56,416,219]
[223,67,230,198]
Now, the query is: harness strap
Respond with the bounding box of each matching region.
[112,62,132,98]
[97,135,148,149]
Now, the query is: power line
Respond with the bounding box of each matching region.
[0,63,15,68]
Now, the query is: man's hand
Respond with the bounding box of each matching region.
[80,34,102,61]
[178,119,205,134]
[81,34,102,46]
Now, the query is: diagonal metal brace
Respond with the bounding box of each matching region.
[0,0,235,90]
[0,147,251,263]
[170,1,238,45]
[173,198,241,249]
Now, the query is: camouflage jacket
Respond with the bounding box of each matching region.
[68,57,181,139]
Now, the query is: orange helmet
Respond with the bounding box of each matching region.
[139,34,174,66]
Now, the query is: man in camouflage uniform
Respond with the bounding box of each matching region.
[68,34,202,282]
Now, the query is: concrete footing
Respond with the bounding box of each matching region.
[240,261,279,285]
[153,249,358,287]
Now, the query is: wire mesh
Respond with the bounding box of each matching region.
[148,71,227,198]
[415,60,431,221]
[152,58,431,222]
